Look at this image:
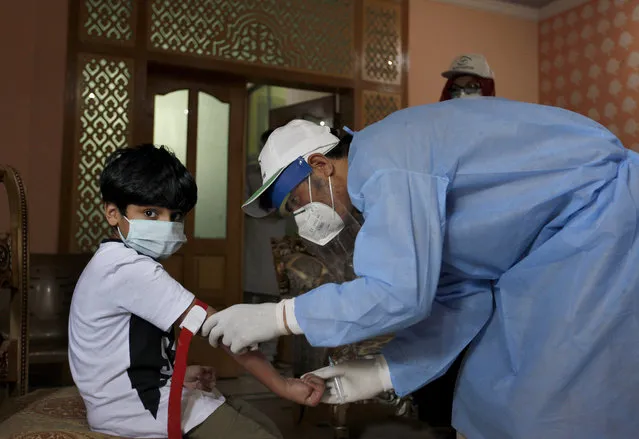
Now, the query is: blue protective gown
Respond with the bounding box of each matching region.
[293,98,639,438]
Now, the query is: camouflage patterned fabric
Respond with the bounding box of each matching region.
[270,236,413,413]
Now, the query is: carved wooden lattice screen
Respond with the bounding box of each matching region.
[361,0,404,126]
[80,0,136,45]
[72,56,134,253]
[147,0,355,77]
[61,0,407,253]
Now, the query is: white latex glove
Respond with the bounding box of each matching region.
[201,300,296,354]
[304,355,394,404]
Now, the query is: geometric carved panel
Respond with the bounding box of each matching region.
[80,0,135,44]
[74,55,133,253]
[362,90,401,127]
[148,0,354,78]
[362,0,402,85]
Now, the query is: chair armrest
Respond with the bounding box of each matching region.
[0,339,17,382]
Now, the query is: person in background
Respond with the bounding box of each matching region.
[243,128,287,365]
[439,54,495,102]
[243,129,288,303]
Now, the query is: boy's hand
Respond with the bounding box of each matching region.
[184,365,215,392]
[281,374,326,407]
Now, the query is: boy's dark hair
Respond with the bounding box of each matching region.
[325,130,352,159]
[100,144,197,214]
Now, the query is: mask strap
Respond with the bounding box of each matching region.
[308,174,337,216]
[328,176,336,213]
[117,215,131,240]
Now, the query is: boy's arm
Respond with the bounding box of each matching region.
[114,259,195,333]
[113,258,322,405]
[222,345,324,406]
[184,304,324,406]
[175,298,200,326]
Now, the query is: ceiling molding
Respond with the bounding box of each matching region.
[539,0,591,20]
[428,0,540,21]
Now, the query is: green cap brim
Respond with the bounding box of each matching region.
[241,166,286,218]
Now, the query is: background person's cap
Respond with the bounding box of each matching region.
[242,120,339,218]
[441,54,494,79]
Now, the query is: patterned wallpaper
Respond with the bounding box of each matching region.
[539,0,639,151]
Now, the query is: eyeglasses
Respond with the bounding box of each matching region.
[449,83,482,99]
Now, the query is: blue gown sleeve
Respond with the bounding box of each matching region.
[293,169,450,347]
[382,274,494,396]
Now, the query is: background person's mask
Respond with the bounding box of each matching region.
[450,83,483,99]
[455,91,483,99]
[294,175,344,246]
[118,217,186,260]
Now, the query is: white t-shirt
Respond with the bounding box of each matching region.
[68,240,225,438]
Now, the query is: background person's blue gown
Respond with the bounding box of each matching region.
[293,98,639,438]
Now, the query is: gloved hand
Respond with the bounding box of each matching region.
[201,301,290,354]
[304,355,394,404]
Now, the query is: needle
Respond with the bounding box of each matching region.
[328,355,345,404]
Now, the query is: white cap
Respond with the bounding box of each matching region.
[442,54,494,80]
[242,120,339,217]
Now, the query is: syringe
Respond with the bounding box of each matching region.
[328,355,345,404]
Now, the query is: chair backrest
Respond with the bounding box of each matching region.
[270,235,337,297]
[27,254,92,358]
[268,235,396,368]
[0,165,30,396]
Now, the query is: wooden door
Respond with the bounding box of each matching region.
[146,73,246,378]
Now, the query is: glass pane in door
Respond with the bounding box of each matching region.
[153,90,189,165]
[194,92,229,239]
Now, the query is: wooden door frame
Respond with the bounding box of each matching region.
[145,69,246,309]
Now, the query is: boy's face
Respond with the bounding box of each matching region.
[104,204,184,238]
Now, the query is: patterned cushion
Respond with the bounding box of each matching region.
[0,387,123,439]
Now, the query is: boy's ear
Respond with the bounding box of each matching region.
[104,202,121,227]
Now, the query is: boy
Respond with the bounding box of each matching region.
[68,144,324,439]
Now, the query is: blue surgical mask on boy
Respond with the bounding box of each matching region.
[118,217,186,260]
